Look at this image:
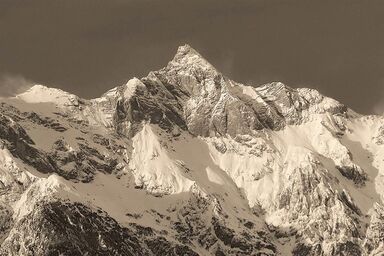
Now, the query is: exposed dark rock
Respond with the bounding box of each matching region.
[0,201,199,256]
[336,165,367,186]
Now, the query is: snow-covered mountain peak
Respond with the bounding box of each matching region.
[26,84,48,91]
[2,45,384,256]
[123,77,144,99]
[174,44,202,60]
[257,81,293,93]
[165,44,218,76]
[16,84,80,107]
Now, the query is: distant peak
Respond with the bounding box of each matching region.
[166,44,217,74]
[258,82,292,91]
[125,77,142,87]
[16,84,56,97]
[21,84,65,94]
[172,44,204,62]
[27,84,49,91]
[16,84,79,106]
[175,44,199,56]
[255,82,297,97]
[123,77,145,99]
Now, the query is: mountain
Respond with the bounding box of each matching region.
[0,44,384,255]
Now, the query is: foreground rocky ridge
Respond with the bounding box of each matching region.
[0,45,384,255]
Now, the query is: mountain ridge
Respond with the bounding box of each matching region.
[0,45,384,255]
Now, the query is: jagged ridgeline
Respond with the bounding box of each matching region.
[0,45,384,255]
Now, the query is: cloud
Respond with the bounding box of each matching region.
[373,100,384,116]
[373,85,384,115]
[0,74,35,97]
[371,78,384,115]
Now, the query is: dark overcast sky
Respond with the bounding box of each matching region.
[0,0,384,114]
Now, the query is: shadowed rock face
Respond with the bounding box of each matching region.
[111,45,347,138]
[0,111,121,182]
[0,201,198,256]
[0,113,58,175]
[113,74,188,137]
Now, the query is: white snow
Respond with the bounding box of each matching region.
[16,84,79,107]
[128,123,195,194]
[12,174,71,221]
[123,77,143,99]
[238,84,265,103]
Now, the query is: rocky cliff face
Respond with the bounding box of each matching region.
[0,45,383,255]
